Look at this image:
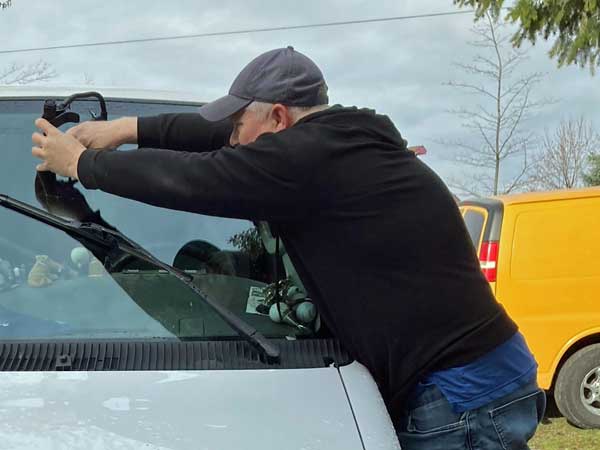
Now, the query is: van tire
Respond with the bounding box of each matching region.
[555,344,600,429]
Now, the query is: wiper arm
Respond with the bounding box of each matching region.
[0,194,280,362]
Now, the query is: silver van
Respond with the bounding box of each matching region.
[0,87,400,449]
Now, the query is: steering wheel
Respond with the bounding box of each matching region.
[172,240,221,273]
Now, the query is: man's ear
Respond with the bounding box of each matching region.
[270,104,293,131]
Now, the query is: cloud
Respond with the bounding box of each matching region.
[1,0,597,190]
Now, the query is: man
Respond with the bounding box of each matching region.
[32,46,545,448]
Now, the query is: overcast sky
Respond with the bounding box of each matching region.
[1,0,598,195]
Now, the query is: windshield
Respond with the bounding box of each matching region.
[0,97,313,341]
[461,208,486,252]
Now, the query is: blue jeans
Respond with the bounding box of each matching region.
[396,380,546,450]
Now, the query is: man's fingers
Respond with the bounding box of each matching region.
[35,118,61,136]
[36,162,49,172]
[32,132,46,147]
[30,122,86,179]
[32,146,46,160]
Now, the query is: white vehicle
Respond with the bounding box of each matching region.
[0,87,400,450]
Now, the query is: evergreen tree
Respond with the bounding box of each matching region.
[455,0,600,72]
[583,154,600,186]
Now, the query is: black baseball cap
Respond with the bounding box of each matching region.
[198,46,328,122]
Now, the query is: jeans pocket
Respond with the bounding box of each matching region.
[489,389,546,449]
[398,394,468,450]
[407,397,466,434]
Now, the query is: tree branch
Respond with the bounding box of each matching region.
[0,61,57,85]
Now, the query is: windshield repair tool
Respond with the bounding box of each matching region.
[43,91,108,127]
[37,91,108,185]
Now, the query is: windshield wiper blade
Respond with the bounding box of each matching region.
[0,194,280,362]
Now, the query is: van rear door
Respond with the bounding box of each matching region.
[459,199,503,294]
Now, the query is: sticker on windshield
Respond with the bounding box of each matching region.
[246,286,269,316]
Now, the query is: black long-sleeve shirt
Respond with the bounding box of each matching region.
[77,105,517,421]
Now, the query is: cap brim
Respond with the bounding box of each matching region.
[197,95,252,122]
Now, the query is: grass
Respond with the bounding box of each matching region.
[530,418,600,449]
[530,397,600,450]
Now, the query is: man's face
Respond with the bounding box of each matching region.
[229,104,290,146]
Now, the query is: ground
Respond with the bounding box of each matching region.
[530,396,600,450]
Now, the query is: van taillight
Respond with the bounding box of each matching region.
[479,241,498,282]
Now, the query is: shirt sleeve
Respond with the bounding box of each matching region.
[137,113,232,152]
[77,125,320,221]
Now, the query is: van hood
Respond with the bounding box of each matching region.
[0,367,363,450]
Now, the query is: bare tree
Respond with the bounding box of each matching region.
[82,72,96,86]
[1,2,56,86]
[0,60,57,85]
[527,118,600,190]
[444,13,547,197]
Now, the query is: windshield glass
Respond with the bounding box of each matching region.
[462,208,486,251]
[0,97,314,340]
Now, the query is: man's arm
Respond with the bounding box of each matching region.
[68,114,232,153]
[67,117,138,149]
[77,124,320,222]
[138,114,232,152]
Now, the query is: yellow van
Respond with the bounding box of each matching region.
[460,187,600,428]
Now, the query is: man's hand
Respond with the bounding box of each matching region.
[32,118,86,179]
[67,117,137,149]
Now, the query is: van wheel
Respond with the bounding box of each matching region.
[555,344,600,429]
